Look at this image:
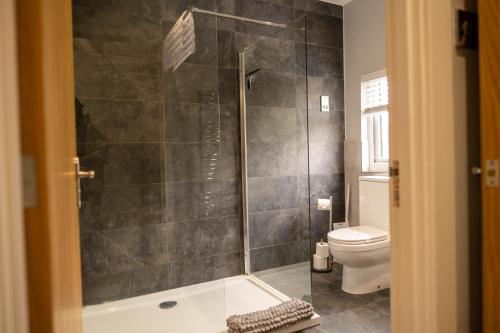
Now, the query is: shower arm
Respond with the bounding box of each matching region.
[187,7,288,30]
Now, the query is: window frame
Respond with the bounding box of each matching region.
[361,70,389,173]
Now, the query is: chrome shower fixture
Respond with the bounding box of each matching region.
[246,68,261,91]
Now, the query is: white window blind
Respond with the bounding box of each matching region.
[361,75,388,114]
[361,70,389,173]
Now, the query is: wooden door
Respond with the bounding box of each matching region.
[479,0,500,331]
[16,1,83,332]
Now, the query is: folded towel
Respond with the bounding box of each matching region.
[226,299,314,333]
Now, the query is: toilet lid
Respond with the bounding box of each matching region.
[327,226,388,245]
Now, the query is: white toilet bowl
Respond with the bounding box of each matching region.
[328,226,390,294]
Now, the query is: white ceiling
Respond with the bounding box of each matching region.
[319,0,352,6]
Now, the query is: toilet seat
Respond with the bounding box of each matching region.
[327,226,388,245]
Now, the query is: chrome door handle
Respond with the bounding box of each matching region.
[73,157,95,208]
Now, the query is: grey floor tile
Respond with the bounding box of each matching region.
[301,267,391,333]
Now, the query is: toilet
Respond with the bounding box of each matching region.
[328,176,390,294]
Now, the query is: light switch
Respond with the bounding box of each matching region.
[320,96,329,112]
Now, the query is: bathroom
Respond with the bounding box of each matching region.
[73,0,390,332]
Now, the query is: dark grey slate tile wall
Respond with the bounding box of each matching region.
[73,0,344,305]
[74,0,241,306]
[244,0,345,272]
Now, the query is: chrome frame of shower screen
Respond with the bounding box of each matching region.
[239,51,251,275]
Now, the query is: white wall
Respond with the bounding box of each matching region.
[342,0,479,330]
[344,0,386,142]
[343,0,386,226]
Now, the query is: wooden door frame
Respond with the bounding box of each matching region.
[387,0,474,332]
[0,0,479,332]
[0,0,29,332]
[478,0,500,331]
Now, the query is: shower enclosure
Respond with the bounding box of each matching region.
[238,27,313,301]
[73,0,345,331]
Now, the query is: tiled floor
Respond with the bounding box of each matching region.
[256,262,312,301]
[257,262,391,333]
[304,264,391,333]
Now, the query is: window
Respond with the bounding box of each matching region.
[361,71,389,173]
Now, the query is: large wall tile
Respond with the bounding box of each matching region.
[294,0,342,17]
[300,109,345,144]
[80,184,163,218]
[75,0,162,20]
[309,173,345,206]
[298,207,311,240]
[295,43,343,78]
[164,103,220,143]
[220,141,240,180]
[168,252,241,289]
[165,143,221,182]
[129,265,169,297]
[249,209,299,248]
[218,30,236,68]
[76,99,163,143]
[78,143,163,188]
[307,77,344,111]
[308,142,344,175]
[198,217,241,257]
[165,181,221,222]
[81,231,143,276]
[164,63,219,105]
[246,107,296,143]
[98,224,165,267]
[250,242,300,271]
[82,271,131,305]
[235,0,293,40]
[303,11,343,48]
[73,5,161,60]
[218,68,238,105]
[161,217,240,261]
[247,141,297,177]
[75,52,161,101]
[235,32,295,74]
[221,179,241,217]
[299,239,311,262]
[295,75,308,111]
[80,206,165,233]
[245,72,295,108]
[248,176,298,212]
[220,104,238,142]
[216,0,236,31]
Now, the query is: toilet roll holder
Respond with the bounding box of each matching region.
[312,196,333,273]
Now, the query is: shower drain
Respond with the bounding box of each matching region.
[159,301,178,309]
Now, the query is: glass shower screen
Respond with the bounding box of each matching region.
[238,15,312,302]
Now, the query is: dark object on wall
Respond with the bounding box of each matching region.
[456,10,478,50]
